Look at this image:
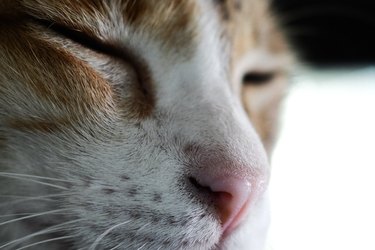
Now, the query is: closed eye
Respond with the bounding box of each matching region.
[35,19,153,101]
[242,71,275,86]
[35,19,113,55]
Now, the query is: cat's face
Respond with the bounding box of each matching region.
[0,0,291,249]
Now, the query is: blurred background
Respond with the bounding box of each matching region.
[267,0,375,249]
[272,0,375,66]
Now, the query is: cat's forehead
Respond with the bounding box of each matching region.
[17,0,272,54]
[20,0,198,52]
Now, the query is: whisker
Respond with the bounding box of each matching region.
[0,193,76,201]
[0,193,76,208]
[0,213,35,219]
[0,195,52,199]
[89,220,132,250]
[135,222,151,235]
[0,175,69,190]
[15,235,74,250]
[0,172,76,184]
[137,242,148,250]
[0,208,71,227]
[0,219,84,249]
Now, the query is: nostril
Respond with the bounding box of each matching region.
[189,177,233,213]
[189,175,252,234]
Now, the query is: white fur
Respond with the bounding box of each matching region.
[0,1,280,249]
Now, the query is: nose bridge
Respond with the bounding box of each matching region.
[176,86,269,176]
[196,89,264,153]
[157,59,269,173]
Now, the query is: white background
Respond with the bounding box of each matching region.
[268,68,375,250]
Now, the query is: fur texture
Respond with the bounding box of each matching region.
[0,0,292,249]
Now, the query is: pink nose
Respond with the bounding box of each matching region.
[190,173,255,235]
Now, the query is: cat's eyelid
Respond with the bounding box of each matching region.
[35,19,113,55]
[35,18,153,101]
[35,19,145,76]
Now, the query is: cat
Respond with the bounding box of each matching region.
[0,0,292,249]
